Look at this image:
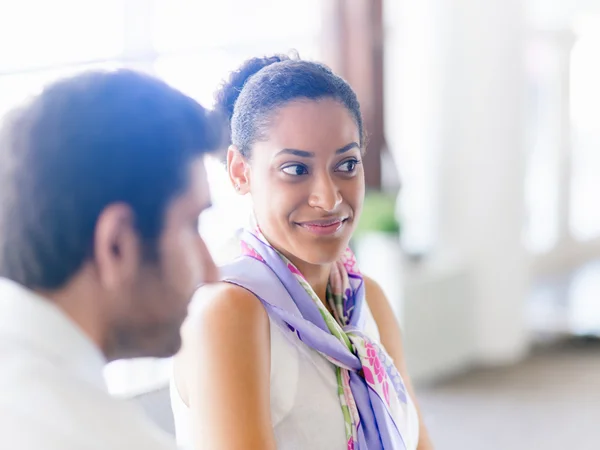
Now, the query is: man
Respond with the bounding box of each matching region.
[0,70,220,449]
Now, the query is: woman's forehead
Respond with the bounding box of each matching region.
[260,99,360,153]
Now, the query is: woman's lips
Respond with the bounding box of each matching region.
[295,218,348,236]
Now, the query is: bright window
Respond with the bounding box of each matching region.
[0,0,324,396]
[0,1,124,72]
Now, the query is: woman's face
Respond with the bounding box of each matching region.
[228,98,365,266]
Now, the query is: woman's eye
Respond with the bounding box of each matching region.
[336,159,360,173]
[281,164,309,176]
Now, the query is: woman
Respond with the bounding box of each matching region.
[171,54,434,450]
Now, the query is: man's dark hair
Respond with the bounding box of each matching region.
[0,69,221,290]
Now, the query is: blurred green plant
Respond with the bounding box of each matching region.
[353,190,401,238]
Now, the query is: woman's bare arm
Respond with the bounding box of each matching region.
[173,282,277,450]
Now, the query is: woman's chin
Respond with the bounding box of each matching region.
[290,241,350,266]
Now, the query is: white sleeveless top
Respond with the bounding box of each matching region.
[170,300,420,450]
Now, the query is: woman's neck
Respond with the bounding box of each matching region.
[254,227,332,305]
[286,254,332,304]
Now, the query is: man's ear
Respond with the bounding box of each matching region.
[93,203,141,290]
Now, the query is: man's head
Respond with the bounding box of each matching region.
[0,69,220,359]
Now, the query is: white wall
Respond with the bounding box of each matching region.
[527,0,600,29]
[385,0,532,374]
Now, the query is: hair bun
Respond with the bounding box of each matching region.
[214,54,291,123]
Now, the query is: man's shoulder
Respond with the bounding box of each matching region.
[0,414,177,450]
[0,353,176,450]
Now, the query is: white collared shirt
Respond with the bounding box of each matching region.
[0,278,177,450]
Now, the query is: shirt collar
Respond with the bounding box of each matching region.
[0,278,108,390]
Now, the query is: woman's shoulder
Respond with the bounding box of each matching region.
[176,282,270,372]
[363,275,385,301]
[183,281,269,338]
[362,275,392,322]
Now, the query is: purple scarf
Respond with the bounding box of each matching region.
[221,230,410,449]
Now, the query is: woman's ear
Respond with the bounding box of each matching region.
[227,145,250,194]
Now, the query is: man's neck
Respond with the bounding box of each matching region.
[37,274,109,359]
